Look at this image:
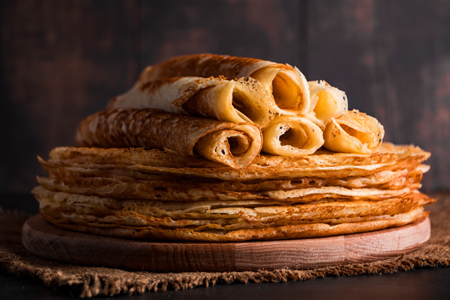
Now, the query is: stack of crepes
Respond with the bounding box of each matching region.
[33,54,435,242]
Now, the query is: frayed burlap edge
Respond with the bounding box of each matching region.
[1,193,450,298]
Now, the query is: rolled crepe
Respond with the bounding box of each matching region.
[109,76,277,128]
[324,110,385,154]
[262,115,324,156]
[135,54,311,115]
[308,80,348,128]
[76,109,262,169]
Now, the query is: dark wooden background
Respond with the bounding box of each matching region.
[1,0,449,194]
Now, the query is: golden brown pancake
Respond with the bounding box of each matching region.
[34,142,433,241]
[308,80,348,128]
[38,201,428,242]
[76,109,262,169]
[32,54,434,242]
[108,77,278,128]
[133,54,311,114]
[324,110,385,154]
[262,115,324,156]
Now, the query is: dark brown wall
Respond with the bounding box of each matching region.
[307,0,450,191]
[1,0,449,193]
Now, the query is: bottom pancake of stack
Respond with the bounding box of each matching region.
[32,143,435,242]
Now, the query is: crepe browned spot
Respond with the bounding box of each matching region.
[76,109,262,169]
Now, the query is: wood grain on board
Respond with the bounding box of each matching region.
[22,215,430,272]
[1,0,449,193]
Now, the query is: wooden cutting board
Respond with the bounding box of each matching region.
[22,215,430,272]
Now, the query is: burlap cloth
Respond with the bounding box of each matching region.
[1,193,449,298]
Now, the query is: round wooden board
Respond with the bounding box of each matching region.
[22,215,430,272]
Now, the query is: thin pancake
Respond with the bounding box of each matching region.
[324,110,385,154]
[40,205,427,231]
[48,143,430,169]
[43,144,430,181]
[133,54,311,115]
[109,76,277,128]
[34,187,434,222]
[36,175,419,202]
[40,206,427,242]
[76,109,262,169]
[40,161,425,191]
[308,80,348,128]
[262,115,324,156]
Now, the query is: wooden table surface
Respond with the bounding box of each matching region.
[2,193,450,300]
[2,267,450,300]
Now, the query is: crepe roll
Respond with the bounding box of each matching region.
[324,110,385,154]
[76,109,262,169]
[308,80,348,127]
[137,54,311,114]
[109,76,276,128]
[262,115,324,156]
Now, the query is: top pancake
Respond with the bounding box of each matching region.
[44,143,430,181]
